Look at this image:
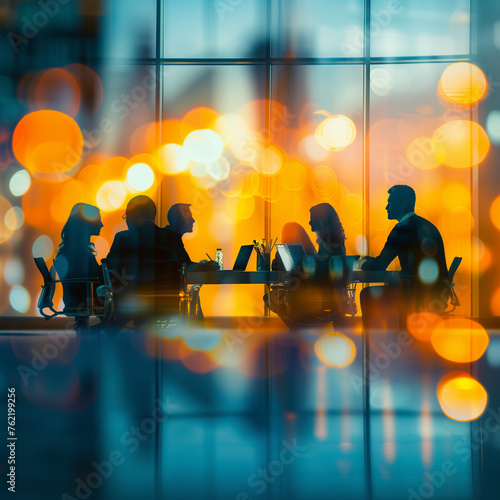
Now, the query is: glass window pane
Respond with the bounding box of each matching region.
[161,65,267,316]
[370,0,470,57]
[270,65,364,257]
[163,0,267,58]
[369,63,473,315]
[102,0,157,59]
[274,0,365,58]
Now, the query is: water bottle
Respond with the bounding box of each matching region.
[214,248,223,270]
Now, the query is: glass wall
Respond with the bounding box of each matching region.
[0,0,485,317]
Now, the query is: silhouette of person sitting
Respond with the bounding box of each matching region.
[107,195,176,282]
[309,202,347,259]
[54,203,104,329]
[106,195,185,327]
[360,185,450,329]
[267,203,349,328]
[164,203,218,272]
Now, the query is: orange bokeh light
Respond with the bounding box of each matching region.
[437,372,488,421]
[489,194,500,231]
[315,114,356,151]
[314,332,356,368]
[13,111,83,174]
[489,287,500,316]
[407,311,442,342]
[438,63,488,108]
[406,137,445,170]
[35,68,81,117]
[181,106,219,138]
[432,120,490,168]
[0,196,14,245]
[431,318,489,363]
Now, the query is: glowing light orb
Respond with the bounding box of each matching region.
[339,194,363,226]
[314,332,356,368]
[432,120,490,168]
[255,147,283,175]
[431,318,489,363]
[32,235,53,259]
[226,196,255,221]
[418,258,439,284]
[10,285,30,313]
[309,166,338,200]
[189,162,209,178]
[490,287,500,316]
[489,194,500,231]
[437,372,487,421]
[4,207,24,231]
[4,259,24,285]
[370,68,392,96]
[207,156,230,181]
[0,196,14,244]
[406,137,445,170]
[219,170,245,198]
[485,110,500,146]
[12,111,83,174]
[486,339,500,368]
[438,63,488,107]
[182,330,221,351]
[159,144,191,174]
[9,170,31,197]
[407,311,442,342]
[298,135,329,162]
[183,129,224,163]
[96,181,127,211]
[315,115,356,151]
[126,163,155,192]
[35,68,81,117]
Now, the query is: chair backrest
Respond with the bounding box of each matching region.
[101,258,185,292]
[448,256,462,282]
[34,257,52,285]
[101,259,188,322]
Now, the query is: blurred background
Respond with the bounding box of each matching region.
[0,0,499,317]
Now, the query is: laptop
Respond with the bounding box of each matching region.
[231,244,254,271]
[276,244,306,271]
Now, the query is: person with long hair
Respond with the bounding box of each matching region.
[267,203,348,328]
[309,202,346,257]
[54,203,104,322]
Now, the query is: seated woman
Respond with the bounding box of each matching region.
[266,203,348,328]
[53,203,104,329]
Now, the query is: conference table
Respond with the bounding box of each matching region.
[186,269,400,286]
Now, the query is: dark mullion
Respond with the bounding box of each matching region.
[86,55,471,66]
[154,2,164,500]
[363,8,373,500]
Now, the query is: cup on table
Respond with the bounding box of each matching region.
[256,252,271,271]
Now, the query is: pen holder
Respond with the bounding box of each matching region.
[256,252,271,271]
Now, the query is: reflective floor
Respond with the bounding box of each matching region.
[1,317,499,500]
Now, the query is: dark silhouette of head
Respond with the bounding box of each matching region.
[58,203,102,255]
[309,203,346,243]
[386,185,416,221]
[125,195,156,229]
[281,222,317,255]
[167,203,195,236]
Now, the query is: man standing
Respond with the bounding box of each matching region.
[360,185,450,326]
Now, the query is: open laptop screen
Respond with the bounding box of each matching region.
[276,244,306,271]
